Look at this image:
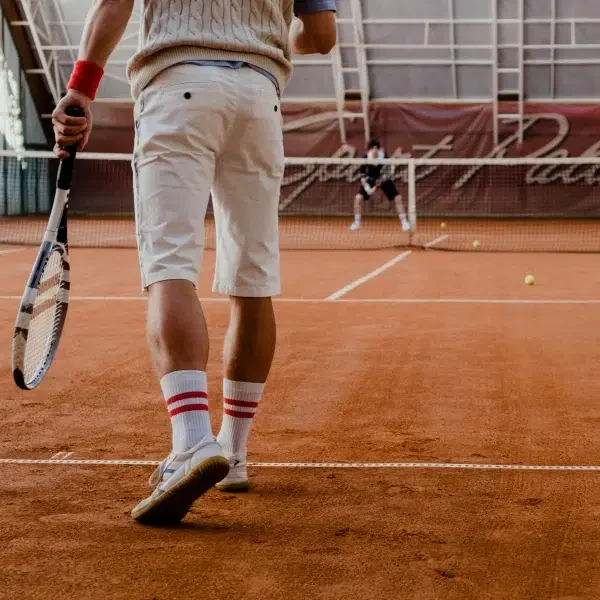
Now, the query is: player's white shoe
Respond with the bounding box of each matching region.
[131,436,229,524]
[401,217,411,232]
[216,455,249,492]
[350,221,361,231]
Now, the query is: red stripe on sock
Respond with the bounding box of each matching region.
[169,403,209,417]
[224,398,259,409]
[166,391,208,406]
[224,408,256,419]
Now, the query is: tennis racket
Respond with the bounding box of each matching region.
[12,106,84,390]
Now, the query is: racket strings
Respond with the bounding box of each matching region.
[23,252,65,381]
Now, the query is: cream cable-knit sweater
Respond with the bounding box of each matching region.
[127,0,295,99]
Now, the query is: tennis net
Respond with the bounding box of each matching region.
[1,151,599,252]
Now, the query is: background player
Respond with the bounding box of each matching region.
[350,139,411,232]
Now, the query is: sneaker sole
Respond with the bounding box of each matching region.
[132,456,230,525]
[215,479,250,492]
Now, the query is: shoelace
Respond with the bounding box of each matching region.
[147,439,218,488]
[148,457,171,488]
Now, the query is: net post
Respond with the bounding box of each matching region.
[407,159,417,241]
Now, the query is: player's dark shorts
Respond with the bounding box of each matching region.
[358,178,399,201]
[380,179,399,201]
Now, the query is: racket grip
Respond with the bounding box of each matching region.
[66,106,85,117]
[57,106,85,191]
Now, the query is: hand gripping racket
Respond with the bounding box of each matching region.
[12,106,84,390]
[362,178,376,197]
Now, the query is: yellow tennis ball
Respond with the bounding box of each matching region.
[525,275,535,286]
[472,240,481,249]
[440,222,447,229]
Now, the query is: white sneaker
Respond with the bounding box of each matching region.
[131,436,229,525]
[216,455,249,492]
[350,221,361,231]
[401,218,411,232]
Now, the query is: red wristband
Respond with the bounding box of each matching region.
[67,60,104,101]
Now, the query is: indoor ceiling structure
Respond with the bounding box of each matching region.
[10,0,600,143]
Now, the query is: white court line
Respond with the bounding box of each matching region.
[424,234,449,248]
[0,458,598,471]
[333,298,600,305]
[325,251,413,301]
[0,248,26,256]
[1,296,600,305]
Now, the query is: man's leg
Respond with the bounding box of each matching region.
[214,297,276,490]
[394,194,411,231]
[130,64,234,524]
[210,67,284,490]
[381,180,410,232]
[147,280,212,453]
[223,297,276,384]
[351,192,365,230]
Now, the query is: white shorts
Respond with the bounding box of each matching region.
[133,64,284,296]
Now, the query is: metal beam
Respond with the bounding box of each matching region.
[10,1,600,110]
[16,0,60,101]
[349,0,370,142]
[331,29,348,144]
[0,0,54,142]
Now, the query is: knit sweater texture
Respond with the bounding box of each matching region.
[127,0,295,99]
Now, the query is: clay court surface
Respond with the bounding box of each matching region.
[1,246,599,599]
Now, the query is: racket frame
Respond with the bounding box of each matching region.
[12,123,79,390]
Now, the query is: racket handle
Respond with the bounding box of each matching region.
[66,105,85,118]
[57,106,85,191]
